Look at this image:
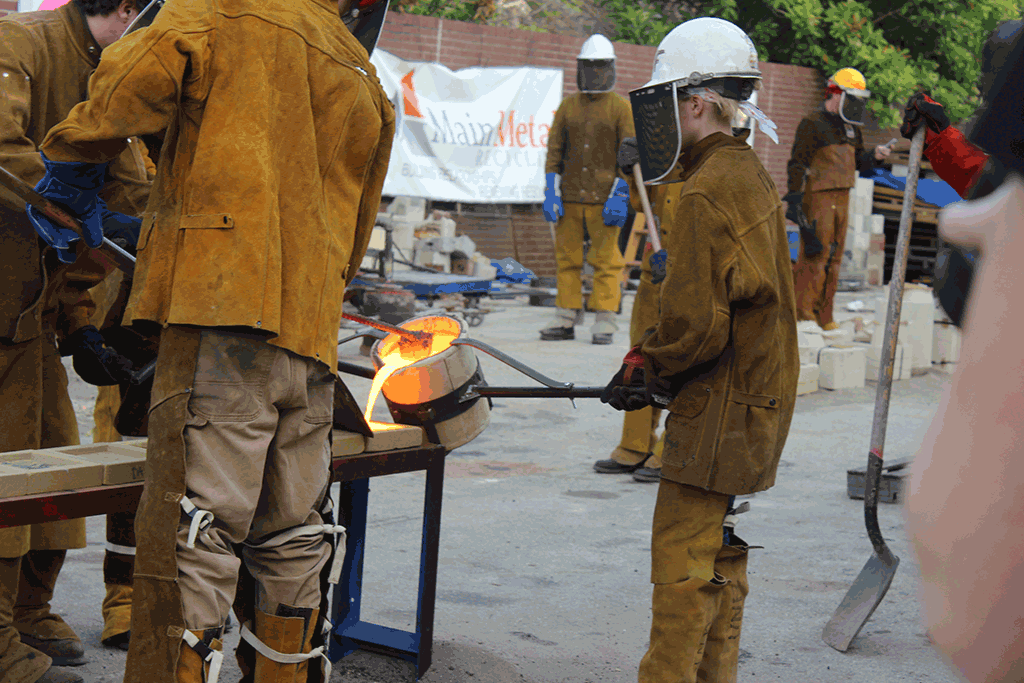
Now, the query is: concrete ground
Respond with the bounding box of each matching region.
[55,286,960,683]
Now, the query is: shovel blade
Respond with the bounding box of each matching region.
[822,550,900,652]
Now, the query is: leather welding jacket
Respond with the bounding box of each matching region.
[41,0,396,372]
[641,133,799,495]
[787,108,875,194]
[0,3,154,346]
[545,92,634,204]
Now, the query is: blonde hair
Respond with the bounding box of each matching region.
[681,80,761,126]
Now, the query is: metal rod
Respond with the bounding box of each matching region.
[466,385,605,399]
[337,360,376,380]
[865,125,926,561]
[0,163,137,276]
[632,163,662,253]
[451,338,572,389]
[341,311,428,344]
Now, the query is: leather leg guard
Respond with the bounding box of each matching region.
[0,555,52,683]
[639,576,725,683]
[13,550,84,667]
[101,583,134,649]
[243,607,329,683]
[176,628,224,683]
[696,542,750,683]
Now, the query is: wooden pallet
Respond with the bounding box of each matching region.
[872,184,940,225]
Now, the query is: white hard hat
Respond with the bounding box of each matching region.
[644,17,761,89]
[577,34,616,61]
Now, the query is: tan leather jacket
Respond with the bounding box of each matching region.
[641,133,799,495]
[787,108,873,194]
[0,3,153,344]
[42,0,396,370]
[545,92,634,204]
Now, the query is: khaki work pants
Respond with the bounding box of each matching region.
[639,481,749,683]
[0,334,86,683]
[174,329,335,628]
[554,202,624,312]
[793,188,850,327]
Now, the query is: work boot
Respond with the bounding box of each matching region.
[101,583,132,650]
[251,606,319,683]
[633,432,664,482]
[633,467,662,483]
[590,310,618,345]
[13,550,85,667]
[177,628,223,683]
[0,556,51,683]
[696,541,750,682]
[594,447,649,474]
[539,308,581,341]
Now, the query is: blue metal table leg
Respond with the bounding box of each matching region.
[329,478,369,662]
[414,457,445,677]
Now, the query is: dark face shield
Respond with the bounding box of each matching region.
[120,0,164,39]
[630,81,682,184]
[341,0,391,57]
[839,91,867,126]
[577,59,616,93]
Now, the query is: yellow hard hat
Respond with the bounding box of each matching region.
[829,68,870,97]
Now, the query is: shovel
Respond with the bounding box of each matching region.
[632,164,666,284]
[822,125,926,651]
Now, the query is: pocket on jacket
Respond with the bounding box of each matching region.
[137,214,156,250]
[668,383,712,419]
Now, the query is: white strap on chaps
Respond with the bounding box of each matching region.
[239,621,333,681]
[243,523,348,585]
[182,628,224,683]
[104,541,137,556]
[180,495,215,549]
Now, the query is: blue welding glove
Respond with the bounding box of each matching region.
[26,153,109,263]
[603,177,629,227]
[649,248,667,285]
[543,172,563,223]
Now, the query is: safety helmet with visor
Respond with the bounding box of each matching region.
[577,34,617,94]
[629,17,778,184]
[827,67,871,126]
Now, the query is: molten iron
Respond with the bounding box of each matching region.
[364,316,461,420]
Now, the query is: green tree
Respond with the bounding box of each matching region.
[397,0,478,21]
[598,0,1022,128]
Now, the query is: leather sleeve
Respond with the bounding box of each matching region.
[544,100,567,176]
[0,22,45,211]
[786,117,820,193]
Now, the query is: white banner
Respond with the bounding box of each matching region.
[370,50,562,203]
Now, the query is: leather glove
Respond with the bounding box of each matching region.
[901,92,950,140]
[61,325,133,386]
[26,154,109,264]
[601,347,649,411]
[99,199,142,255]
[543,172,563,223]
[617,137,640,176]
[602,177,629,227]
[782,191,804,225]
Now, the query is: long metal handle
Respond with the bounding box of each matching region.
[451,338,573,389]
[341,311,428,344]
[632,163,661,253]
[464,385,605,400]
[0,164,136,275]
[864,125,925,561]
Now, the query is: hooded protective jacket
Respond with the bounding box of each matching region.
[0,2,153,345]
[41,0,396,372]
[641,133,799,495]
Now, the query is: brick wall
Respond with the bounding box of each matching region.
[0,1,18,17]
[380,13,881,277]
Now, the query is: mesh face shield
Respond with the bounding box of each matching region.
[577,60,616,93]
[630,82,682,184]
[120,0,164,39]
[342,0,391,57]
[839,91,867,126]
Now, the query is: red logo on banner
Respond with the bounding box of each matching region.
[401,70,423,119]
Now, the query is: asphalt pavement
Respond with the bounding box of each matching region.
[56,287,959,682]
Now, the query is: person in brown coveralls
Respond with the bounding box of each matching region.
[30,0,395,681]
[785,67,891,330]
[0,1,154,681]
[602,17,799,682]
